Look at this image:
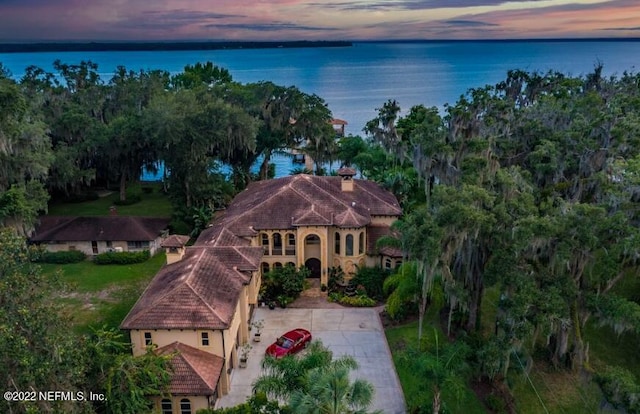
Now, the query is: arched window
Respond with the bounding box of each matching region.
[261,233,270,255]
[358,232,364,254]
[385,258,392,270]
[286,233,296,255]
[345,234,354,256]
[305,235,320,245]
[180,398,192,414]
[395,260,403,269]
[274,262,283,269]
[261,262,270,275]
[287,262,296,267]
[161,398,172,414]
[334,233,341,255]
[273,233,283,255]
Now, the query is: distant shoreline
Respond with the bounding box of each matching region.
[0,40,353,53]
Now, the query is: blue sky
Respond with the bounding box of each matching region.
[0,0,639,41]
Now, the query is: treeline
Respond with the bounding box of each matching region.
[0,60,338,234]
[356,67,640,412]
[0,41,352,53]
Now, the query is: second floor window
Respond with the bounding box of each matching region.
[345,234,354,256]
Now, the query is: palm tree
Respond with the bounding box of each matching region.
[252,340,334,400]
[253,341,379,414]
[399,331,470,414]
[289,364,381,414]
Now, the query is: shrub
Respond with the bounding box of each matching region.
[112,194,142,206]
[328,292,343,303]
[595,365,640,413]
[261,266,309,302]
[35,250,86,264]
[93,250,150,265]
[141,186,154,194]
[328,266,345,292]
[338,294,376,307]
[350,266,388,300]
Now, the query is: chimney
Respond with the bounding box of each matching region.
[162,235,189,265]
[337,167,356,192]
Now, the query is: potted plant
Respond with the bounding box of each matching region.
[239,343,252,368]
[321,284,328,292]
[252,319,265,342]
[268,301,276,310]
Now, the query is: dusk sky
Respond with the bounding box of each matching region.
[0,0,639,41]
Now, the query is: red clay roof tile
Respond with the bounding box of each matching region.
[157,342,224,395]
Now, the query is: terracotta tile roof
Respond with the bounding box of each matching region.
[216,175,400,234]
[195,220,251,247]
[157,342,223,395]
[31,216,170,242]
[334,208,369,228]
[367,225,403,258]
[161,235,190,248]
[121,246,261,330]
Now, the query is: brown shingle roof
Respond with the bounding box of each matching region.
[157,342,223,395]
[162,235,190,248]
[216,175,400,234]
[31,216,170,242]
[121,246,262,330]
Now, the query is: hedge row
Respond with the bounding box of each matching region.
[93,250,150,265]
[35,250,87,264]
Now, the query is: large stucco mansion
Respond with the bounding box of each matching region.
[121,169,402,413]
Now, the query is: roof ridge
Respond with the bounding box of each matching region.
[185,251,226,323]
[175,345,215,391]
[231,246,260,268]
[354,179,401,212]
[124,248,210,327]
[222,177,295,231]
[36,216,78,241]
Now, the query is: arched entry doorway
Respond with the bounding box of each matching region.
[305,258,321,278]
[304,234,322,279]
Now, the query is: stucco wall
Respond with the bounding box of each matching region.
[129,329,222,358]
[153,395,211,413]
[43,236,163,256]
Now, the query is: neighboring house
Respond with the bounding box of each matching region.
[30,216,170,256]
[120,170,402,412]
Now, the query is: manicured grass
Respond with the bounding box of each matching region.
[47,183,172,217]
[44,253,165,333]
[385,319,488,414]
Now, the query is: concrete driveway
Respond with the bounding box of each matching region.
[216,307,406,413]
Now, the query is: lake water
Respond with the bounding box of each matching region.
[2,41,639,178]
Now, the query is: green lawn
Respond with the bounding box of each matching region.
[385,319,488,414]
[47,183,172,217]
[43,253,165,333]
[40,252,166,292]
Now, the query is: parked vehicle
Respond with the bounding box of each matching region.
[265,329,312,358]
